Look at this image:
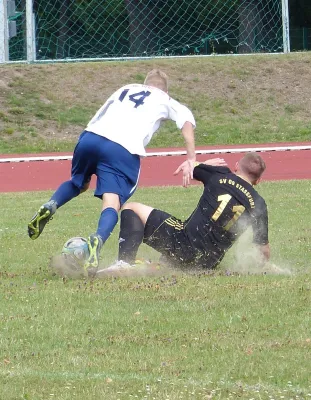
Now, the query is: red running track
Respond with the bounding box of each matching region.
[1,143,310,192]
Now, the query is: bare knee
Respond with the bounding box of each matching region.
[102,193,121,212]
[122,202,138,211]
[121,202,154,225]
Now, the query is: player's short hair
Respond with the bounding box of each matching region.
[238,153,266,183]
[144,69,168,92]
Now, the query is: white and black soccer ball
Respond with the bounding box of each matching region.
[49,237,90,279]
[61,237,90,265]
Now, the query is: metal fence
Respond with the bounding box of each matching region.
[1,0,291,64]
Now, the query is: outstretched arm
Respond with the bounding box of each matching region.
[174,121,196,187]
[176,158,228,186]
[200,158,228,167]
[181,121,196,162]
[192,159,229,185]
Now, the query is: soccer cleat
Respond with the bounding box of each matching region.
[99,259,154,272]
[95,258,162,278]
[84,234,103,271]
[106,259,151,271]
[28,200,57,240]
[96,260,140,278]
[105,260,135,271]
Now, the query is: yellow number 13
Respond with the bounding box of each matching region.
[211,194,245,231]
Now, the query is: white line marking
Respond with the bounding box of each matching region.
[0,145,310,163]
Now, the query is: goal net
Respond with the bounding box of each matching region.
[9,0,285,62]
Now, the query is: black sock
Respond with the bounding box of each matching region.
[118,209,144,264]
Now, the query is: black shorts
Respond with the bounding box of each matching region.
[143,209,197,266]
[143,209,224,269]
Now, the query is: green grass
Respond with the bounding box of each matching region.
[0,181,311,399]
[1,53,311,153]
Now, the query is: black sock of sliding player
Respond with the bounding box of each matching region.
[118,209,144,264]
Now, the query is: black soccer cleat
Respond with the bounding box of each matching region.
[28,200,57,240]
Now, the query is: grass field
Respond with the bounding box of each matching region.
[1,52,311,399]
[1,181,310,399]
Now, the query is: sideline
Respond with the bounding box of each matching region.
[1,144,311,163]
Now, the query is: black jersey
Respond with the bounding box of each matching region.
[184,164,269,257]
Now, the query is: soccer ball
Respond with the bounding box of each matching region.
[49,237,90,279]
[61,236,90,266]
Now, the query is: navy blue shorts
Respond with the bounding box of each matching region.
[71,131,140,206]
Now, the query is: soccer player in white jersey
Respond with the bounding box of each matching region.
[28,69,196,272]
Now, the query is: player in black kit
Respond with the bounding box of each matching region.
[112,153,270,270]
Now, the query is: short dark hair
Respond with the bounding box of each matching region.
[239,153,266,183]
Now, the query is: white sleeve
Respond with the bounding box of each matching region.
[168,98,196,129]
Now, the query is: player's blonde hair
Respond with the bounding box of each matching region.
[144,69,168,92]
[238,153,266,184]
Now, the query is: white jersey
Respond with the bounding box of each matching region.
[86,83,196,156]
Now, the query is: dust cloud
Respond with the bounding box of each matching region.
[227,229,293,276]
